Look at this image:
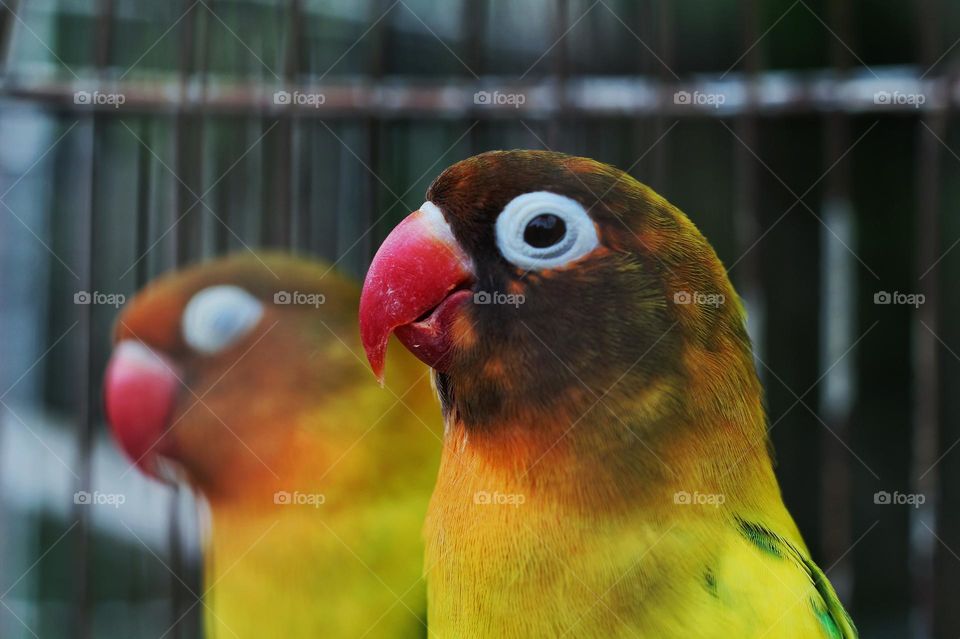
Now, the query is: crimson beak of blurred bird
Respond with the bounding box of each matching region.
[359,202,475,382]
[104,340,182,479]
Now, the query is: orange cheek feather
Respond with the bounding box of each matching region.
[451,311,478,351]
[483,357,507,378]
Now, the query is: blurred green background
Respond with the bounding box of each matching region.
[0,0,958,637]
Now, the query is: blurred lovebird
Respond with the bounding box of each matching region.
[104,253,440,638]
[358,151,857,638]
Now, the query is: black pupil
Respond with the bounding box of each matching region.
[523,214,566,248]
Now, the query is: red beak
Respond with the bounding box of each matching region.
[359,202,474,382]
[104,340,181,477]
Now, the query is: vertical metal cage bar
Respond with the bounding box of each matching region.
[934,56,960,638]
[173,0,202,267]
[72,2,114,636]
[731,1,767,506]
[732,0,763,350]
[651,0,672,189]
[170,2,203,636]
[362,0,389,268]
[463,0,487,155]
[71,121,96,639]
[208,0,233,256]
[265,0,300,249]
[916,0,946,635]
[936,66,960,638]
[280,0,301,250]
[0,0,17,77]
[134,119,153,286]
[627,1,656,187]
[819,0,855,596]
[547,0,568,149]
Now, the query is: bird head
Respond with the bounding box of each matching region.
[360,150,758,431]
[104,253,365,496]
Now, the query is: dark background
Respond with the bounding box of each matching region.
[0,0,957,637]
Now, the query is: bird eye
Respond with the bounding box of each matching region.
[182,285,264,355]
[495,191,599,270]
[523,214,566,248]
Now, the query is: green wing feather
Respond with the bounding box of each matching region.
[736,518,858,639]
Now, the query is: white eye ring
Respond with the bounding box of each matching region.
[182,285,264,355]
[494,191,600,270]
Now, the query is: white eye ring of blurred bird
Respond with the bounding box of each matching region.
[494,191,600,270]
[182,285,264,355]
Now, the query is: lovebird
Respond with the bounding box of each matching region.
[104,253,441,638]
[358,151,857,638]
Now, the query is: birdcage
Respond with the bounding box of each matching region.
[0,1,957,638]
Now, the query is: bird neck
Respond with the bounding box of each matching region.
[200,369,440,638]
[436,335,776,513]
[203,496,429,639]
